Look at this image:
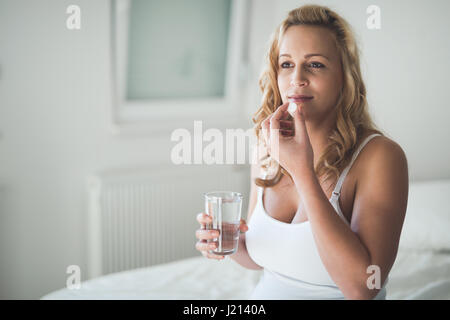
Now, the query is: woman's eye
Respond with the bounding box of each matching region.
[280,61,324,69]
[309,62,324,68]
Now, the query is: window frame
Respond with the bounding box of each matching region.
[110,0,252,136]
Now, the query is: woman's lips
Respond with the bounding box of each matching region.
[288,97,313,103]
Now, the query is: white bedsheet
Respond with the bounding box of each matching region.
[385,248,450,299]
[41,248,450,300]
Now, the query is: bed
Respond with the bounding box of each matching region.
[41,179,450,300]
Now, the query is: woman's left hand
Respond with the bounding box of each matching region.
[261,102,314,176]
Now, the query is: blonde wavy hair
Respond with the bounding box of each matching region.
[252,4,384,190]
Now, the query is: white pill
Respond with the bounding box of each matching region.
[288,102,297,117]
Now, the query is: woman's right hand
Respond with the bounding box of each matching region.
[195,212,248,260]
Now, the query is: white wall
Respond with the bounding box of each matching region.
[0,0,178,299]
[0,0,449,299]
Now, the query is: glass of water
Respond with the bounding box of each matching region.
[203,191,243,256]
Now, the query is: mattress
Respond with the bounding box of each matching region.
[41,247,450,300]
[385,248,450,299]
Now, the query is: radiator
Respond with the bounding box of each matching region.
[86,165,248,278]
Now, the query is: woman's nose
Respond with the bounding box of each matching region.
[290,68,308,87]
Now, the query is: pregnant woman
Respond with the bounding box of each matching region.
[195,4,408,300]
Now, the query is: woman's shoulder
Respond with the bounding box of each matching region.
[357,131,408,177]
[363,132,405,159]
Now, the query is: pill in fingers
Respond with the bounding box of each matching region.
[288,102,297,117]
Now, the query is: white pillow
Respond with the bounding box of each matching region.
[398,179,450,252]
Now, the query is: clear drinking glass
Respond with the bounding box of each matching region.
[203,191,243,256]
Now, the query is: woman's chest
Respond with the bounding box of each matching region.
[262,171,357,224]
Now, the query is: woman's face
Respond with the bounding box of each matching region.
[277,25,343,123]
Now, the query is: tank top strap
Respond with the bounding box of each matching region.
[331,133,382,197]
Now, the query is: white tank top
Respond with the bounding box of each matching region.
[245,133,388,299]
